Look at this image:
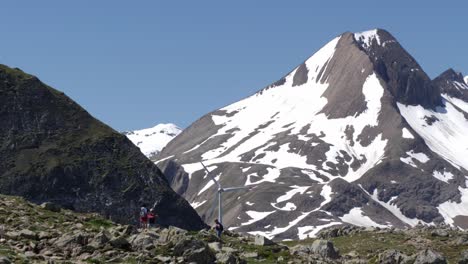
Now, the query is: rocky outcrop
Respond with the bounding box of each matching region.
[378,249,411,264]
[2,194,468,263]
[0,65,205,230]
[414,249,447,264]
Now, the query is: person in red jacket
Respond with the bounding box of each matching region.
[147,208,157,228]
[139,205,148,229]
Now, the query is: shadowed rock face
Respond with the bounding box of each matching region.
[356,29,443,109]
[0,65,206,230]
[156,30,468,240]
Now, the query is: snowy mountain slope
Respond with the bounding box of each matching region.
[124,123,181,159]
[156,29,468,240]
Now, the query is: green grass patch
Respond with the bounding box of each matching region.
[85,217,114,231]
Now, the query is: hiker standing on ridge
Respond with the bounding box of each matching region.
[139,205,148,229]
[213,219,224,239]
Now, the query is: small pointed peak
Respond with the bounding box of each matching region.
[354,29,382,48]
[434,68,465,83]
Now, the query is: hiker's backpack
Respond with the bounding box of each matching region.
[140,207,147,217]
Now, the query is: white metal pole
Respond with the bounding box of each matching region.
[218,191,223,225]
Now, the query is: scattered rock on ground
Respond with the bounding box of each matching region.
[0,256,11,264]
[310,239,340,259]
[414,249,447,264]
[40,202,61,212]
[378,249,410,264]
[254,234,275,246]
[183,246,216,263]
[459,250,468,264]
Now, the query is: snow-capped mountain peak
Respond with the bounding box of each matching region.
[124,123,181,158]
[354,29,382,48]
[464,75,468,85]
[156,29,468,240]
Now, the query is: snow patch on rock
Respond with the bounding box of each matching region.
[354,29,382,48]
[340,207,389,228]
[241,210,276,226]
[297,222,342,240]
[438,187,468,226]
[400,150,429,168]
[402,128,414,139]
[433,169,454,183]
[275,186,310,203]
[364,187,421,226]
[442,94,468,114]
[190,200,207,209]
[398,101,468,171]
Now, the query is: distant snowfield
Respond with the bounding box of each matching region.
[125,123,181,157]
[398,100,468,171]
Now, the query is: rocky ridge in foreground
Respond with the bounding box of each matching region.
[1,195,468,264]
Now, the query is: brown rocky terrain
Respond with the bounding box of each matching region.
[1,194,468,264]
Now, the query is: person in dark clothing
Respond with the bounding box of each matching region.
[213,219,224,238]
[147,208,157,228]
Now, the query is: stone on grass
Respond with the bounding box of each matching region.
[459,250,468,264]
[414,249,446,264]
[209,242,222,252]
[88,230,110,248]
[431,230,449,238]
[0,256,10,264]
[40,202,61,212]
[173,238,206,256]
[109,236,131,251]
[310,239,339,259]
[378,249,410,264]
[290,244,310,256]
[54,232,88,248]
[158,226,188,244]
[184,246,216,264]
[128,231,158,250]
[19,229,37,240]
[254,235,275,246]
[216,252,246,264]
[241,252,258,258]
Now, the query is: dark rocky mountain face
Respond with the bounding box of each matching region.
[154,29,468,240]
[433,68,468,102]
[0,65,205,230]
[355,30,443,109]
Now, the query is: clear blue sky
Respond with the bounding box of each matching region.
[0,1,466,131]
